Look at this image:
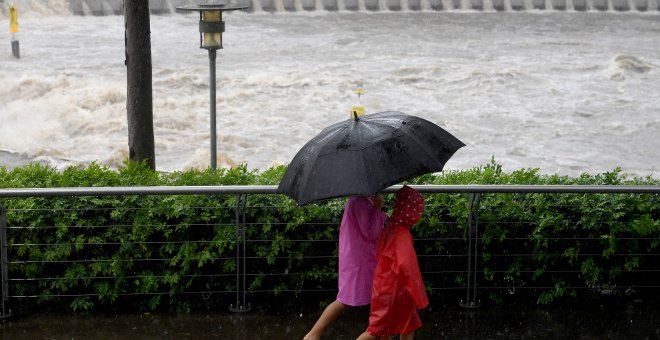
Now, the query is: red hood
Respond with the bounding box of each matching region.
[388,185,424,230]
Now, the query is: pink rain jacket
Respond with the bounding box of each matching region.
[337,196,387,306]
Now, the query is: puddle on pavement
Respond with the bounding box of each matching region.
[1,301,658,339]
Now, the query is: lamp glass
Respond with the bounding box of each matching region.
[202,10,222,49]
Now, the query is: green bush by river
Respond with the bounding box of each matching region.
[0,161,657,314]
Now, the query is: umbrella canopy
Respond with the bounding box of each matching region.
[276,111,465,205]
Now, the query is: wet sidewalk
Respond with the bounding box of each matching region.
[1,300,658,339]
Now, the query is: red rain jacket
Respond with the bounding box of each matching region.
[367,185,429,336]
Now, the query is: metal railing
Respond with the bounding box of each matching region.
[0,184,658,317]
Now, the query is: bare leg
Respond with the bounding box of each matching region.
[356,331,378,340]
[400,331,414,340]
[304,300,346,340]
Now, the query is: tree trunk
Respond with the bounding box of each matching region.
[124,0,155,170]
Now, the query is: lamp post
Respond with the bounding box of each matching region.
[176,2,248,169]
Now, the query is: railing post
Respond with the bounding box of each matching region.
[460,193,481,308]
[229,194,251,313]
[0,206,11,319]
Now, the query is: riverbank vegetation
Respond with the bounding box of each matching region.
[0,161,657,314]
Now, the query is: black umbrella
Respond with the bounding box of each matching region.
[276,111,465,205]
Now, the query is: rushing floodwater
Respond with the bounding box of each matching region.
[0,9,659,176]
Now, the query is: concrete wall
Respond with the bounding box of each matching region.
[67,0,660,14]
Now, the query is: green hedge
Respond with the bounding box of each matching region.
[0,160,657,314]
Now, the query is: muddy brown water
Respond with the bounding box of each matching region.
[1,301,658,339]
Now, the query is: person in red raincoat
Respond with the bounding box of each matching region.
[357,185,429,340]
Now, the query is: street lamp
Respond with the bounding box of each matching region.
[176,2,248,169]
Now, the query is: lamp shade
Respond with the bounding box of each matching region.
[176,2,249,50]
[201,10,223,49]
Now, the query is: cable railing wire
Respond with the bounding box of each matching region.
[0,185,657,313]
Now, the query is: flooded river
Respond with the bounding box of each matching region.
[1,7,659,177]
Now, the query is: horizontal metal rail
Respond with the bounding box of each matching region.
[0,184,657,197]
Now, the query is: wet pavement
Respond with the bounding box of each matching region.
[1,300,658,339]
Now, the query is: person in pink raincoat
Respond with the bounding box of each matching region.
[357,185,429,340]
[304,194,387,340]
